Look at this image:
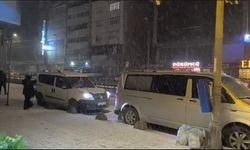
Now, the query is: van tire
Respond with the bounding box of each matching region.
[67,99,79,114]
[122,106,139,125]
[36,92,45,106]
[78,100,87,114]
[223,125,250,149]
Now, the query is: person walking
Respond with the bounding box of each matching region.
[22,75,35,110]
[0,70,7,95]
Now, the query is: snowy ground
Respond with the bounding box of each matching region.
[0,84,188,149]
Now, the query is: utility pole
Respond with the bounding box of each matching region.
[6,39,12,106]
[210,0,224,149]
[243,0,249,60]
[147,30,150,69]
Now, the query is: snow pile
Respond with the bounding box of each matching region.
[176,124,208,149]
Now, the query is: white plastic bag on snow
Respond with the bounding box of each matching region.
[188,128,206,149]
[176,124,193,146]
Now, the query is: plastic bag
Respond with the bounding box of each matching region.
[188,128,206,149]
[176,124,193,146]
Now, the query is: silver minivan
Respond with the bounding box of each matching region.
[114,71,250,149]
[36,71,109,113]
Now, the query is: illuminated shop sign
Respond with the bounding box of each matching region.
[172,61,200,68]
[241,60,250,68]
[172,61,200,72]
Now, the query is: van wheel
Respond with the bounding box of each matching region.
[67,99,79,114]
[223,125,250,149]
[122,106,139,125]
[36,92,45,106]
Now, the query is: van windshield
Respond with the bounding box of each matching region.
[222,76,250,99]
[66,77,95,88]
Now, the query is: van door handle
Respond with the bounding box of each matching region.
[189,99,197,103]
[177,98,183,101]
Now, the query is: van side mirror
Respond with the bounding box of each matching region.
[197,80,212,113]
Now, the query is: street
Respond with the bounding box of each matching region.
[0,84,187,149]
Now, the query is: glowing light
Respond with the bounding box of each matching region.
[172,61,200,69]
[70,61,75,66]
[156,0,161,6]
[244,34,250,43]
[13,33,17,37]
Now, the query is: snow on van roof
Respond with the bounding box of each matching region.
[123,70,216,77]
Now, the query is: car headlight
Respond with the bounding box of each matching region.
[106,91,111,99]
[83,92,94,100]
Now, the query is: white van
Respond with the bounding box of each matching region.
[114,71,250,149]
[35,71,109,113]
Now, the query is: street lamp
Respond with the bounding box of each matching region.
[13,33,17,38]
[244,34,250,43]
[70,61,75,66]
[6,33,18,106]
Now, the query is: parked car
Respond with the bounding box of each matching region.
[114,70,250,149]
[35,71,109,113]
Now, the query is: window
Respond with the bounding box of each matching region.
[192,77,212,99]
[221,88,235,104]
[96,7,103,14]
[110,2,120,11]
[125,75,153,92]
[95,35,102,42]
[152,75,187,96]
[39,75,55,86]
[110,17,120,25]
[56,77,66,88]
[96,20,102,27]
[68,11,89,19]
[67,36,88,43]
[67,23,88,32]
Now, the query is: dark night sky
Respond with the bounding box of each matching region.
[158,0,244,44]
[16,0,245,43]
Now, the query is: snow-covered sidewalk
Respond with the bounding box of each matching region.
[0,84,188,149]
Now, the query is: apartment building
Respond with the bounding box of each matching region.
[46,1,67,70]
[91,0,152,76]
[65,1,90,69]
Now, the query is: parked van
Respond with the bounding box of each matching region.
[114,71,250,149]
[36,71,109,113]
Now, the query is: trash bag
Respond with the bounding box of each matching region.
[176,124,193,146]
[188,128,207,149]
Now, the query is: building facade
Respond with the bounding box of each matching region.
[65,1,90,69]
[91,0,153,76]
[46,1,67,71]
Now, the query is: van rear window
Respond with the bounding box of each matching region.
[125,75,153,92]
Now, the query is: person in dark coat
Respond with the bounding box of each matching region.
[0,70,7,95]
[22,75,35,110]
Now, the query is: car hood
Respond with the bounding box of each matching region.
[77,88,106,94]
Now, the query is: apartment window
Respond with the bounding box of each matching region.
[110,2,120,11]
[96,7,103,14]
[110,16,120,25]
[96,21,102,27]
[68,37,88,43]
[68,11,89,19]
[95,35,102,42]
[67,23,88,32]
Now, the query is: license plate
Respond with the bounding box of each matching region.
[98,102,106,106]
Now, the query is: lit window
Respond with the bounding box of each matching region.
[110,2,120,11]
